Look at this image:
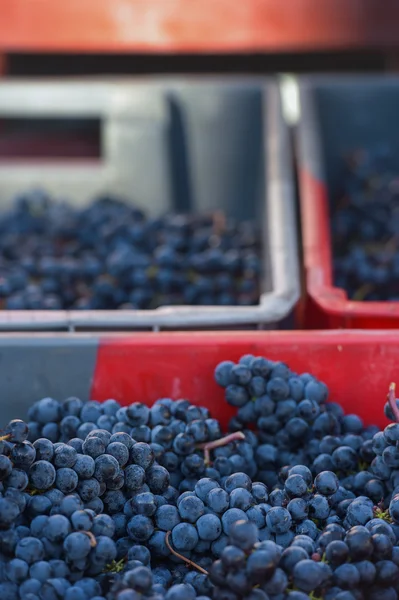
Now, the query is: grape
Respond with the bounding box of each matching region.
[0,455,13,481]
[55,468,79,494]
[196,514,222,542]
[15,538,45,564]
[6,419,29,443]
[11,442,36,468]
[285,474,308,498]
[178,495,205,523]
[29,461,56,490]
[63,532,92,561]
[7,558,29,583]
[171,523,199,552]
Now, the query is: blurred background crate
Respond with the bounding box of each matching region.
[1,1,399,335]
[0,77,299,331]
[0,79,170,213]
[297,76,399,329]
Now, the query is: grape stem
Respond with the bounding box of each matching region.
[197,431,246,465]
[84,531,97,548]
[212,210,226,236]
[165,531,209,575]
[388,382,399,423]
[0,433,11,442]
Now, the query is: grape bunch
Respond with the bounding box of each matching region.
[216,356,378,490]
[0,191,261,310]
[1,353,399,599]
[25,395,258,485]
[210,518,399,600]
[332,148,399,301]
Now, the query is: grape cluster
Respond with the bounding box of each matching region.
[2,353,399,599]
[210,518,399,600]
[332,148,399,301]
[216,356,378,490]
[0,191,261,310]
[25,395,258,486]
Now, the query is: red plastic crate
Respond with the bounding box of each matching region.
[1,0,399,54]
[3,330,399,429]
[297,76,399,329]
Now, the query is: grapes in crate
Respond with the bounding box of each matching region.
[332,148,399,302]
[0,191,261,310]
[1,354,399,598]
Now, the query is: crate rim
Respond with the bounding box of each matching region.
[0,328,396,341]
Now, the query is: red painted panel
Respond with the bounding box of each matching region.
[0,0,399,54]
[91,331,399,429]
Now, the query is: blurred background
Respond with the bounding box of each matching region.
[2,0,399,75]
[0,0,398,332]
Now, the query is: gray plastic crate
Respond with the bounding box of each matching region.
[0,76,299,331]
[298,75,399,201]
[296,75,399,329]
[0,79,171,213]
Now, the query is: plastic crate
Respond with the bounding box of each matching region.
[1,330,397,428]
[1,0,399,54]
[0,76,299,331]
[297,75,399,329]
[0,79,171,213]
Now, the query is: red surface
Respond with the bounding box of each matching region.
[299,168,399,329]
[1,0,399,53]
[0,133,100,159]
[91,331,399,429]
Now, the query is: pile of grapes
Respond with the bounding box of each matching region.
[332,148,399,301]
[0,191,261,310]
[1,354,399,599]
